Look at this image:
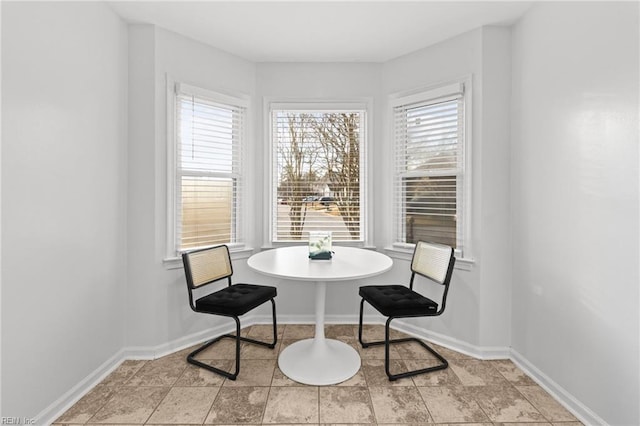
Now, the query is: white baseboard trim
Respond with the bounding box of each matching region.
[389,319,511,360]
[39,315,602,426]
[39,322,237,426]
[274,313,383,325]
[393,321,603,425]
[37,348,126,426]
[510,349,607,426]
[271,313,316,324]
[129,322,238,360]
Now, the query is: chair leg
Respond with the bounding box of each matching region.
[358,298,369,347]
[187,317,242,380]
[235,299,278,349]
[187,299,278,380]
[358,299,448,381]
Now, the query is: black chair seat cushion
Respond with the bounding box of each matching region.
[359,285,438,317]
[195,284,277,316]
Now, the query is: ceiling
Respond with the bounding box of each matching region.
[108,1,533,63]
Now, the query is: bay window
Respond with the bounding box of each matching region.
[269,103,368,243]
[168,82,247,256]
[392,81,469,256]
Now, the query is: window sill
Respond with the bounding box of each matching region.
[261,241,374,250]
[163,247,255,270]
[384,245,475,271]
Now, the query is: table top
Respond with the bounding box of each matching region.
[247,246,393,282]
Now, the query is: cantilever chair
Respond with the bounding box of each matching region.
[182,245,277,380]
[358,241,455,381]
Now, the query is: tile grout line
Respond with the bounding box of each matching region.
[142,385,173,426]
[514,383,554,424]
[54,324,583,426]
[199,379,224,425]
[81,360,149,425]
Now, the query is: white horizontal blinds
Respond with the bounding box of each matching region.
[394,84,464,249]
[176,86,244,251]
[272,110,364,242]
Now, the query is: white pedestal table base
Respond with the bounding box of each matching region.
[278,280,360,385]
[278,338,361,386]
[246,247,393,386]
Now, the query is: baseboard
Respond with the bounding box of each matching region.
[510,349,607,426]
[38,315,602,426]
[389,319,512,360]
[392,321,600,425]
[270,313,316,324]
[37,349,126,426]
[274,313,383,325]
[38,322,236,426]
[127,322,238,360]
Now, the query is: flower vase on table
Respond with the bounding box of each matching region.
[308,231,333,260]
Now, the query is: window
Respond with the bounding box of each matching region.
[392,82,468,255]
[269,103,368,243]
[169,82,247,255]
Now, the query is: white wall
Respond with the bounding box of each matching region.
[1,2,128,419]
[125,27,514,353]
[511,2,639,425]
[126,26,258,348]
[381,27,513,350]
[255,62,398,320]
[4,2,637,423]
[126,35,514,345]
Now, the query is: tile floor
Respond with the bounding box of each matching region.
[53,324,582,425]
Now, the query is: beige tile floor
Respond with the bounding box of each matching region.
[53,324,582,425]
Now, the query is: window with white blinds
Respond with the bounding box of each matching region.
[270,107,366,242]
[392,82,466,252]
[174,83,246,252]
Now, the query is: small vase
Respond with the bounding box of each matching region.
[308,231,332,259]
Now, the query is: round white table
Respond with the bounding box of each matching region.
[247,245,393,385]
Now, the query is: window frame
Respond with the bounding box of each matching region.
[165,77,250,263]
[264,98,373,248]
[389,78,472,261]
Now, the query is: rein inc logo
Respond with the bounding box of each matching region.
[1,419,35,425]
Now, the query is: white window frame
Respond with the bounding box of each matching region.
[264,99,373,247]
[165,77,250,263]
[389,78,472,261]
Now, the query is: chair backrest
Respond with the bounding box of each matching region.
[410,241,455,285]
[182,245,233,290]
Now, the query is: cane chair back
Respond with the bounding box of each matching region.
[183,245,233,289]
[358,240,456,381]
[181,244,277,381]
[411,241,454,285]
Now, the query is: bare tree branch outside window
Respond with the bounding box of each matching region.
[273,110,363,241]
